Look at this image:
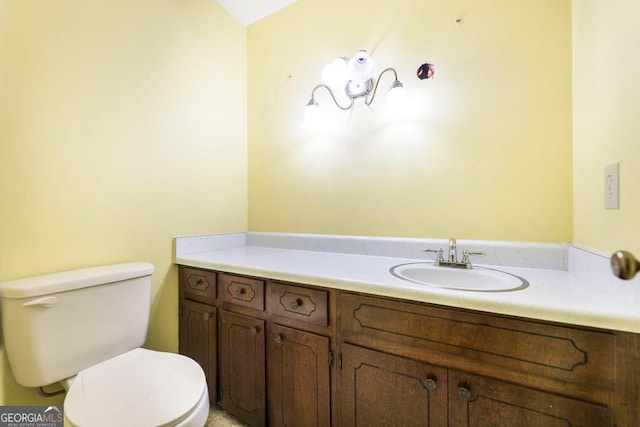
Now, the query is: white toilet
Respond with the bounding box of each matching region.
[0,262,209,427]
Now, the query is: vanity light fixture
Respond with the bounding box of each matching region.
[301,50,407,128]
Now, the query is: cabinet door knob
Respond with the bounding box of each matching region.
[457,386,472,401]
[274,334,283,344]
[250,327,258,336]
[423,378,437,391]
[203,312,210,321]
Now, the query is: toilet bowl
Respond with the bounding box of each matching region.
[64,349,209,427]
[0,262,209,427]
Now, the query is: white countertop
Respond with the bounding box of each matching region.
[174,233,640,334]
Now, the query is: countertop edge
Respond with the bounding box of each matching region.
[174,245,640,334]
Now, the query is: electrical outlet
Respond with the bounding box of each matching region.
[605,162,620,210]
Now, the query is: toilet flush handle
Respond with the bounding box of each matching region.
[23,296,58,308]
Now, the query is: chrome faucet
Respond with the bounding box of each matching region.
[423,238,486,269]
[448,238,457,263]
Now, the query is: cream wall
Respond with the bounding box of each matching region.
[247,0,573,242]
[4,0,636,410]
[0,0,247,404]
[573,0,640,255]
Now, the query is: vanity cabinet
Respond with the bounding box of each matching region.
[338,291,636,427]
[178,267,335,427]
[179,265,640,427]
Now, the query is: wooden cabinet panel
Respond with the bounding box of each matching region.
[339,292,615,400]
[267,324,331,427]
[220,273,265,311]
[179,299,216,403]
[268,282,329,327]
[180,266,216,304]
[339,343,448,427]
[219,310,266,426]
[178,266,638,426]
[448,370,612,427]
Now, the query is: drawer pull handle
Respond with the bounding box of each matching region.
[274,334,283,344]
[234,288,246,297]
[291,299,303,310]
[189,276,208,291]
[423,378,437,391]
[250,327,258,336]
[458,386,472,401]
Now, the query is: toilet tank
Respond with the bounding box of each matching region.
[0,262,154,387]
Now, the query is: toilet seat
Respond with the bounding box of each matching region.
[64,348,208,427]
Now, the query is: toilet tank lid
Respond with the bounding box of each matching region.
[0,262,154,299]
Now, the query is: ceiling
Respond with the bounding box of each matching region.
[216,0,297,26]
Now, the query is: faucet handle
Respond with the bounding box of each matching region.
[461,249,486,268]
[423,248,444,264]
[464,250,486,257]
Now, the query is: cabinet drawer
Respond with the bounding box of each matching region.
[339,292,616,395]
[219,273,265,311]
[180,266,216,304]
[268,282,328,327]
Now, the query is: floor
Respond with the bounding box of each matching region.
[207,407,248,427]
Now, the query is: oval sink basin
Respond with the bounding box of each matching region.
[390,262,528,292]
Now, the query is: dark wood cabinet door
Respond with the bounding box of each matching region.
[339,343,447,427]
[219,310,266,426]
[179,299,216,403]
[267,324,331,427]
[448,370,612,427]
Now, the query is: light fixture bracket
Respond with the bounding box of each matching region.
[345,78,374,98]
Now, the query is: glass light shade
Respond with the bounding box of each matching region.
[385,81,407,118]
[301,100,321,129]
[321,58,348,86]
[347,51,375,83]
